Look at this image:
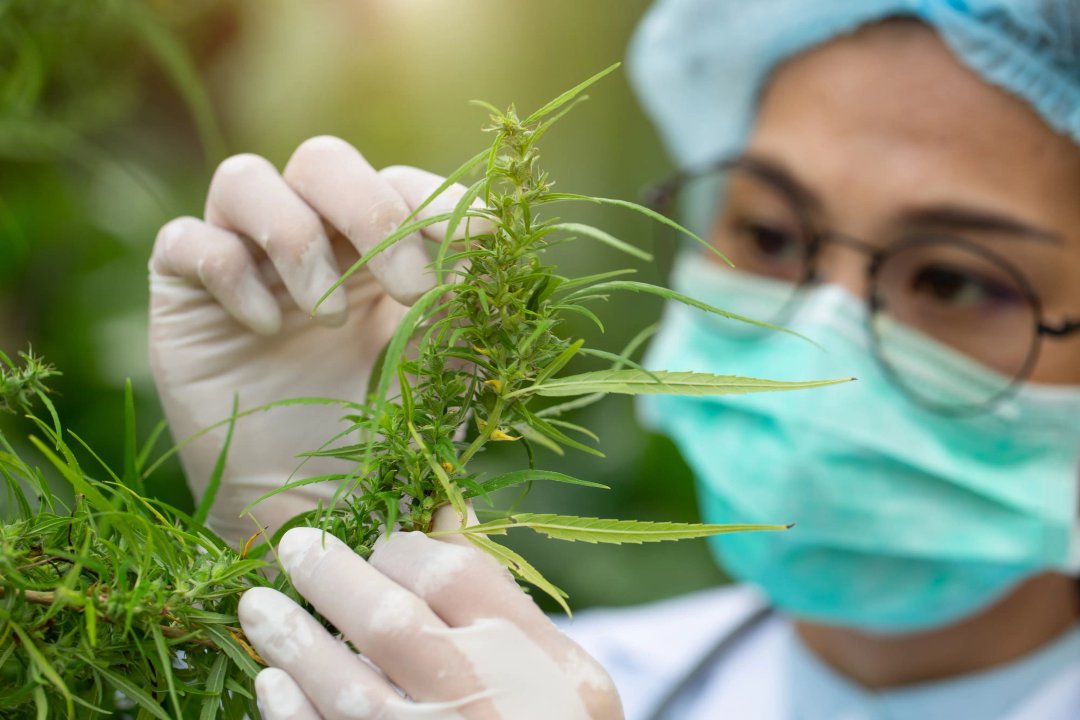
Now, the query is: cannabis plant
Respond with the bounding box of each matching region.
[0,65,845,718]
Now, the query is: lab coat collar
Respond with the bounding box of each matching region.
[786,620,1080,720]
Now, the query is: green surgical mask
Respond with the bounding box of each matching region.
[639,254,1080,633]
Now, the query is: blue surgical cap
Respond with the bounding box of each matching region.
[628,0,1080,168]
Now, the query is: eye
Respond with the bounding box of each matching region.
[909,264,1023,309]
[733,219,804,262]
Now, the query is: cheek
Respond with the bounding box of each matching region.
[1029,252,1080,385]
[1028,335,1080,385]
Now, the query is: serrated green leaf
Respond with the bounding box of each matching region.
[514,369,852,398]
[85,658,171,720]
[536,322,660,419]
[149,624,182,718]
[576,346,660,383]
[8,621,72,714]
[466,469,607,497]
[224,676,254,699]
[461,513,792,544]
[201,624,261,679]
[199,655,228,720]
[463,533,571,616]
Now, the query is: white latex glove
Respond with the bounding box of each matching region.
[149,136,477,546]
[238,507,623,720]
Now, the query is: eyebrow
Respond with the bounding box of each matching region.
[896,206,1063,243]
[733,152,1064,244]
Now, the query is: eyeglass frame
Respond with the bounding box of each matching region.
[643,155,1080,416]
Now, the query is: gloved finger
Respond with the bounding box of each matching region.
[275,527,493,709]
[204,152,348,326]
[370,514,555,636]
[150,216,282,335]
[282,136,434,306]
[239,587,401,720]
[378,165,496,241]
[372,519,616,719]
[421,501,481,548]
[255,667,322,720]
[372,506,617,710]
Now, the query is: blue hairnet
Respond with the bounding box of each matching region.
[627,0,1080,168]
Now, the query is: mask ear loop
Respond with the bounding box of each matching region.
[1067,521,1080,576]
[1056,455,1080,574]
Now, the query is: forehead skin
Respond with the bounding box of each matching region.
[746,19,1080,384]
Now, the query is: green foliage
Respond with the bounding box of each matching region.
[0,67,847,717]
[0,0,225,163]
[0,350,57,416]
[1,355,267,719]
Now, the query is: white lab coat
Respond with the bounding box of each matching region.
[560,585,1080,720]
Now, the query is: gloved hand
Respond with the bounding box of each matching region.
[149,136,478,546]
[238,507,624,719]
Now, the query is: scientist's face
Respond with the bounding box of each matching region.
[733,19,1080,388]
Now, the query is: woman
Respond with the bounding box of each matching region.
[148,0,1080,717]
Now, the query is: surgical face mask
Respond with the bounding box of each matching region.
[639,254,1080,634]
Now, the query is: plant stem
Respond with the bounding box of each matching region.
[459,394,506,466]
[0,586,218,644]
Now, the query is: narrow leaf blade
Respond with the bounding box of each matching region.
[467,469,608,497]
[85,658,171,720]
[523,62,620,125]
[566,280,814,343]
[314,212,456,311]
[195,393,239,525]
[463,533,571,616]
[552,222,652,261]
[541,193,725,261]
[523,369,853,398]
[465,513,793,544]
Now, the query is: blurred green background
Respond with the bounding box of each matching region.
[0,0,726,611]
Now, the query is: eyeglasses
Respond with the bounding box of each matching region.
[645,156,1080,415]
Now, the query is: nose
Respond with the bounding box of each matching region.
[808,233,875,301]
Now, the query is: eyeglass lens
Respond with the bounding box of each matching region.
[671,163,1042,409]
